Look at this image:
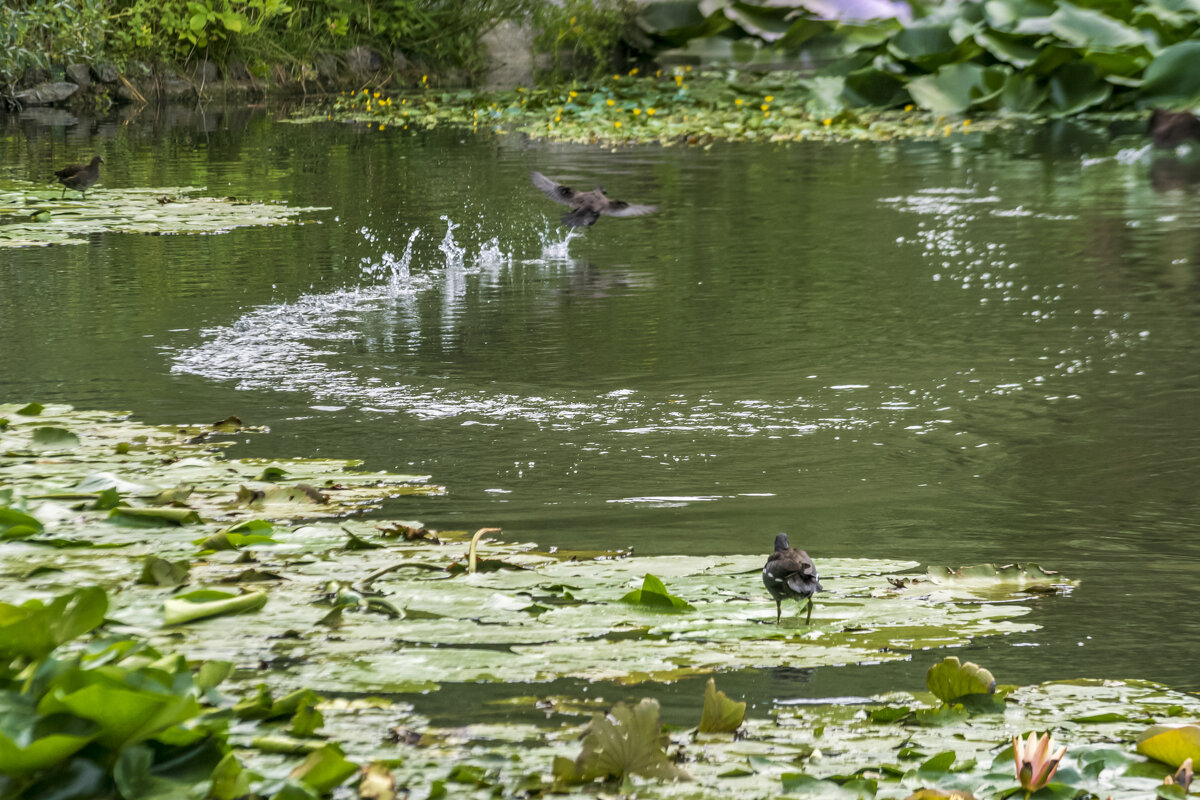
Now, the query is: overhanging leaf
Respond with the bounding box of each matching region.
[699,677,746,733]
[619,573,695,612]
[570,699,692,783]
[1137,725,1200,769]
[926,657,996,704]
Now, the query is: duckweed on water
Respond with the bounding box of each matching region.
[298,75,1011,146]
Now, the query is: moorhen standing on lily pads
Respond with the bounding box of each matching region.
[55,155,103,199]
[763,533,823,624]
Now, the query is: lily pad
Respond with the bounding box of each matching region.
[700,677,746,733]
[558,698,691,783]
[926,657,997,704]
[164,589,268,626]
[0,186,328,248]
[1137,725,1200,769]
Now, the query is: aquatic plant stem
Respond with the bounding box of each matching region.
[468,527,502,574]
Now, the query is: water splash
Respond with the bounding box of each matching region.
[538,224,583,261]
[438,215,465,268]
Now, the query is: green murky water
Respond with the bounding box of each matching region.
[2,107,1199,709]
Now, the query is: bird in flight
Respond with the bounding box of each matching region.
[531,170,657,227]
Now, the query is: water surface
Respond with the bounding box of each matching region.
[2,107,1199,702]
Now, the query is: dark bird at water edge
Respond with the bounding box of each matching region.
[762,533,823,625]
[55,156,104,199]
[531,170,657,227]
[1148,109,1200,148]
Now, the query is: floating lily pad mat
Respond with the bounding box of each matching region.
[303,677,1200,800]
[0,185,328,247]
[0,404,1077,692]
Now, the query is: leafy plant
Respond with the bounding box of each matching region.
[554,698,692,784]
[619,572,695,612]
[699,677,745,734]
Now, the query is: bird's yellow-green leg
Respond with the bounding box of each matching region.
[775,599,782,624]
[805,597,814,625]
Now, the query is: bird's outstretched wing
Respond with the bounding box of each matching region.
[531,171,578,206]
[601,200,658,218]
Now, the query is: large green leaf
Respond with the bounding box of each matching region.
[0,705,99,776]
[1141,41,1200,103]
[1047,3,1144,49]
[926,656,997,704]
[563,699,691,783]
[619,573,696,612]
[1046,62,1112,114]
[0,507,44,540]
[699,677,746,733]
[0,587,107,662]
[887,25,956,66]
[906,63,1008,113]
[288,744,358,793]
[1137,725,1200,769]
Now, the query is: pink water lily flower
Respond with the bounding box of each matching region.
[1012,731,1067,791]
[1164,757,1193,792]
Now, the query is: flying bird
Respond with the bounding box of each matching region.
[531,170,657,227]
[762,533,823,625]
[55,155,104,199]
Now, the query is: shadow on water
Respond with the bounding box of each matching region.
[2,105,1200,703]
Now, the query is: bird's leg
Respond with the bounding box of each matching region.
[804,597,814,625]
[775,599,782,624]
[60,186,66,199]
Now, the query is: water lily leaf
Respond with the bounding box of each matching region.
[163,589,267,626]
[1047,62,1112,114]
[287,703,324,738]
[31,427,80,451]
[926,657,996,704]
[699,677,746,733]
[0,707,100,775]
[974,30,1041,67]
[1137,724,1200,769]
[359,762,396,800]
[0,586,107,662]
[0,507,44,540]
[195,531,279,551]
[619,573,695,612]
[37,681,202,750]
[1047,3,1143,49]
[568,699,691,783]
[109,506,201,526]
[637,0,734,45]
[208,752,254,800]
[887,25,956,66]
[1141,41,1200,103]
[289,743,358,793]
[137,556,190,587]
[148,486,194,507]
[921,563,1077,595]
[16,402,44,416]
[906,64,1008,113]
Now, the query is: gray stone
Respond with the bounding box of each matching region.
[393,49,411,70]
[192,60,218,84]
[14,81,79,106]
[92,63,119,83]
[314,53,340,80]
[158,73,193,98]
[66,64,91,89]
[346,45,381,73]
[480,20,534,90]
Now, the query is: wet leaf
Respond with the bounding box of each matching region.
[1137,725,1200,769]
[289,743,358,793]
[208,752,254,800]
[566,699,691,783]
[109,506,201,526]
[136,555,190,587]
[619,573,696,612]
[926,657,996,704]
[163,589,267,626]
[1140,41,1200,103]
[0,507,44,540]
[31,427,80,451]
[699,677,746,733]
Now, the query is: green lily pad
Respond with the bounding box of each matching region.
[700,677,746,733]
[164,589,268,626]
[926,657,997,704]
[1136,725,1200,769]
[619,572,696,612]
[558,698,691,783]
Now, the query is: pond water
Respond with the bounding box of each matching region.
[2,106,1199,709]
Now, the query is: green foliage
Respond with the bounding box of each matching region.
[533,0,636,81]
[0,0,107,91]
[555,698,692,784]
[926,656,997,705]
[618,572,696,612]
[699,677,746,734]
[634,0,1200,113]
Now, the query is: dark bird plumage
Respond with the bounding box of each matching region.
[54,156,103,199]
[1148,109,1200,148]
[762,533,823,625]
[531,170,657,227]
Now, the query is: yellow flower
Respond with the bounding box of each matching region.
[765,95,774,102]
[674,75,683,86]
[613,74,620,80]
[685,65,692,72]
[735,98,744,106]
[606,98,615,106]
[963,118,972,126]
[943,124,953,135]
[568,90,578,98]
[646,108,656,115]
[656,69,662,77]
[555,116,561,123]
[421,75,428,84]
[569,15,576,25]
[633,108,641,115]
[823,117,832,126]
[761,104,769,112]
[614,120,621,128]
[373,91,380,98]
[904,103,914,111]
[764,110,770,117]
[629,67,639,75]
[378,124,386,130]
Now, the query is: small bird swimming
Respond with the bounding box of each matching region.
[55,156,104,199]
[1148,109,1200,148]
[762,533,823,625]
[531,170,657,227]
